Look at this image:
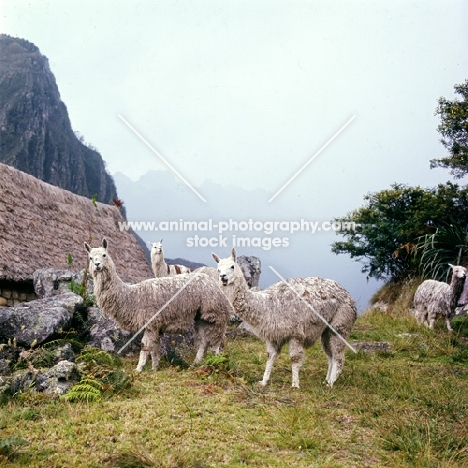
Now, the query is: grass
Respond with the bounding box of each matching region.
[1,310,468,468]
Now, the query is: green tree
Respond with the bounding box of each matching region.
[431,80,468,178]
[332,183,468,280]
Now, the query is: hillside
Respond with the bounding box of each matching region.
[0,34,117,204]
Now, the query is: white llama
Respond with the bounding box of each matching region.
[413,264,467,331]
[86,239,230,371]
[212,248,357,388]
[150,239,192,277]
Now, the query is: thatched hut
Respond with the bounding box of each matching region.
[0,163,152,305]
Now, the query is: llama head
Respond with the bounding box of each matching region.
[85,238,110,274]
[151,239,164,255]
[212,248,238,286]
[448,264,468,280]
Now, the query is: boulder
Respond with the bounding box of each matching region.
[0,345,20,376]
[33,268,93,298]
[9,369,37,395]
[237,255,261,288]
[86,308,141,356]
[86,307,195,364]
[0,292,83,347]
[53,343,76,362]
[36,360,80,395]
[454,305,468,319]
[352,341,392,353]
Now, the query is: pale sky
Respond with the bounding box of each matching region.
[2,0,467,201]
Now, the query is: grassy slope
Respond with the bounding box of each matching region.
[1,307,467,468]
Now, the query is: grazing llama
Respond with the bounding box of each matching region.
[413,264,467,331]
[86,239,230,371]
[212,248,357,388]
[150,239,192,277]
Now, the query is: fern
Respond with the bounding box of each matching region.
[43,338,84,353]
[201,354,230,369]
[72,349,131,400]
[62,377,102,403]
[77,348,122,368]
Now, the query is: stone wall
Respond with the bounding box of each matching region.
[0,280,37,307]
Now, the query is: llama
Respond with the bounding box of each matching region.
[85,239,230,371]
[150,239,192,277]
[413,264,467,331]
[212,248,357,388]
[193,266,219,280]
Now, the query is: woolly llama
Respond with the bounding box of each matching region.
[86,239,230,371]
[150,239,192,277]
[413,264,467,331]
[212,248,357,388]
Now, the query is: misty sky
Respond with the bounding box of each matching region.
[2,1,468,308]
[2,1,467,198]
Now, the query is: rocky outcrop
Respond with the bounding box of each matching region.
[86,307,195,363]
[0,34,117,204]
[352,342,392,353]
[33,268,92,298]
[0,292,83,347]
[454,305,468,319]
[237,255,261,288]
[86,308,140,356]
[36,360,80,396]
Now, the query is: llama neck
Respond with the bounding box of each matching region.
[93,259,129,317]
[226,271,265,328]
[449,276,466,310]
[151,253,168,277]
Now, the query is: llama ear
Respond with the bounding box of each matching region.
[448,263,455,269]
[85,242,91,253]
[102,238,108,249]
[212,253,220,264]
[231,248,237,262]
[160,238,163,244]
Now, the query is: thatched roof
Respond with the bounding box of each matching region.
[0,163,153,282]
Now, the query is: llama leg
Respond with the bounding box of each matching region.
[136,331,151,372]
[289,339,305,389]
[201,319,225,355]
[148,333,161,370]
[260,341,279,386]
[321,329,334,384]
[327,336,346,387]
[192,321,209,365]
[414,308,424,325]
[446,317,454,332]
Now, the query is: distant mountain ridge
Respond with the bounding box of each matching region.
[0,34,118,203]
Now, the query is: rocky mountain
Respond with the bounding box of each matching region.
[0,34,117,203]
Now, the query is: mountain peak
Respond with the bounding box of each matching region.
[0,34,118,204]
